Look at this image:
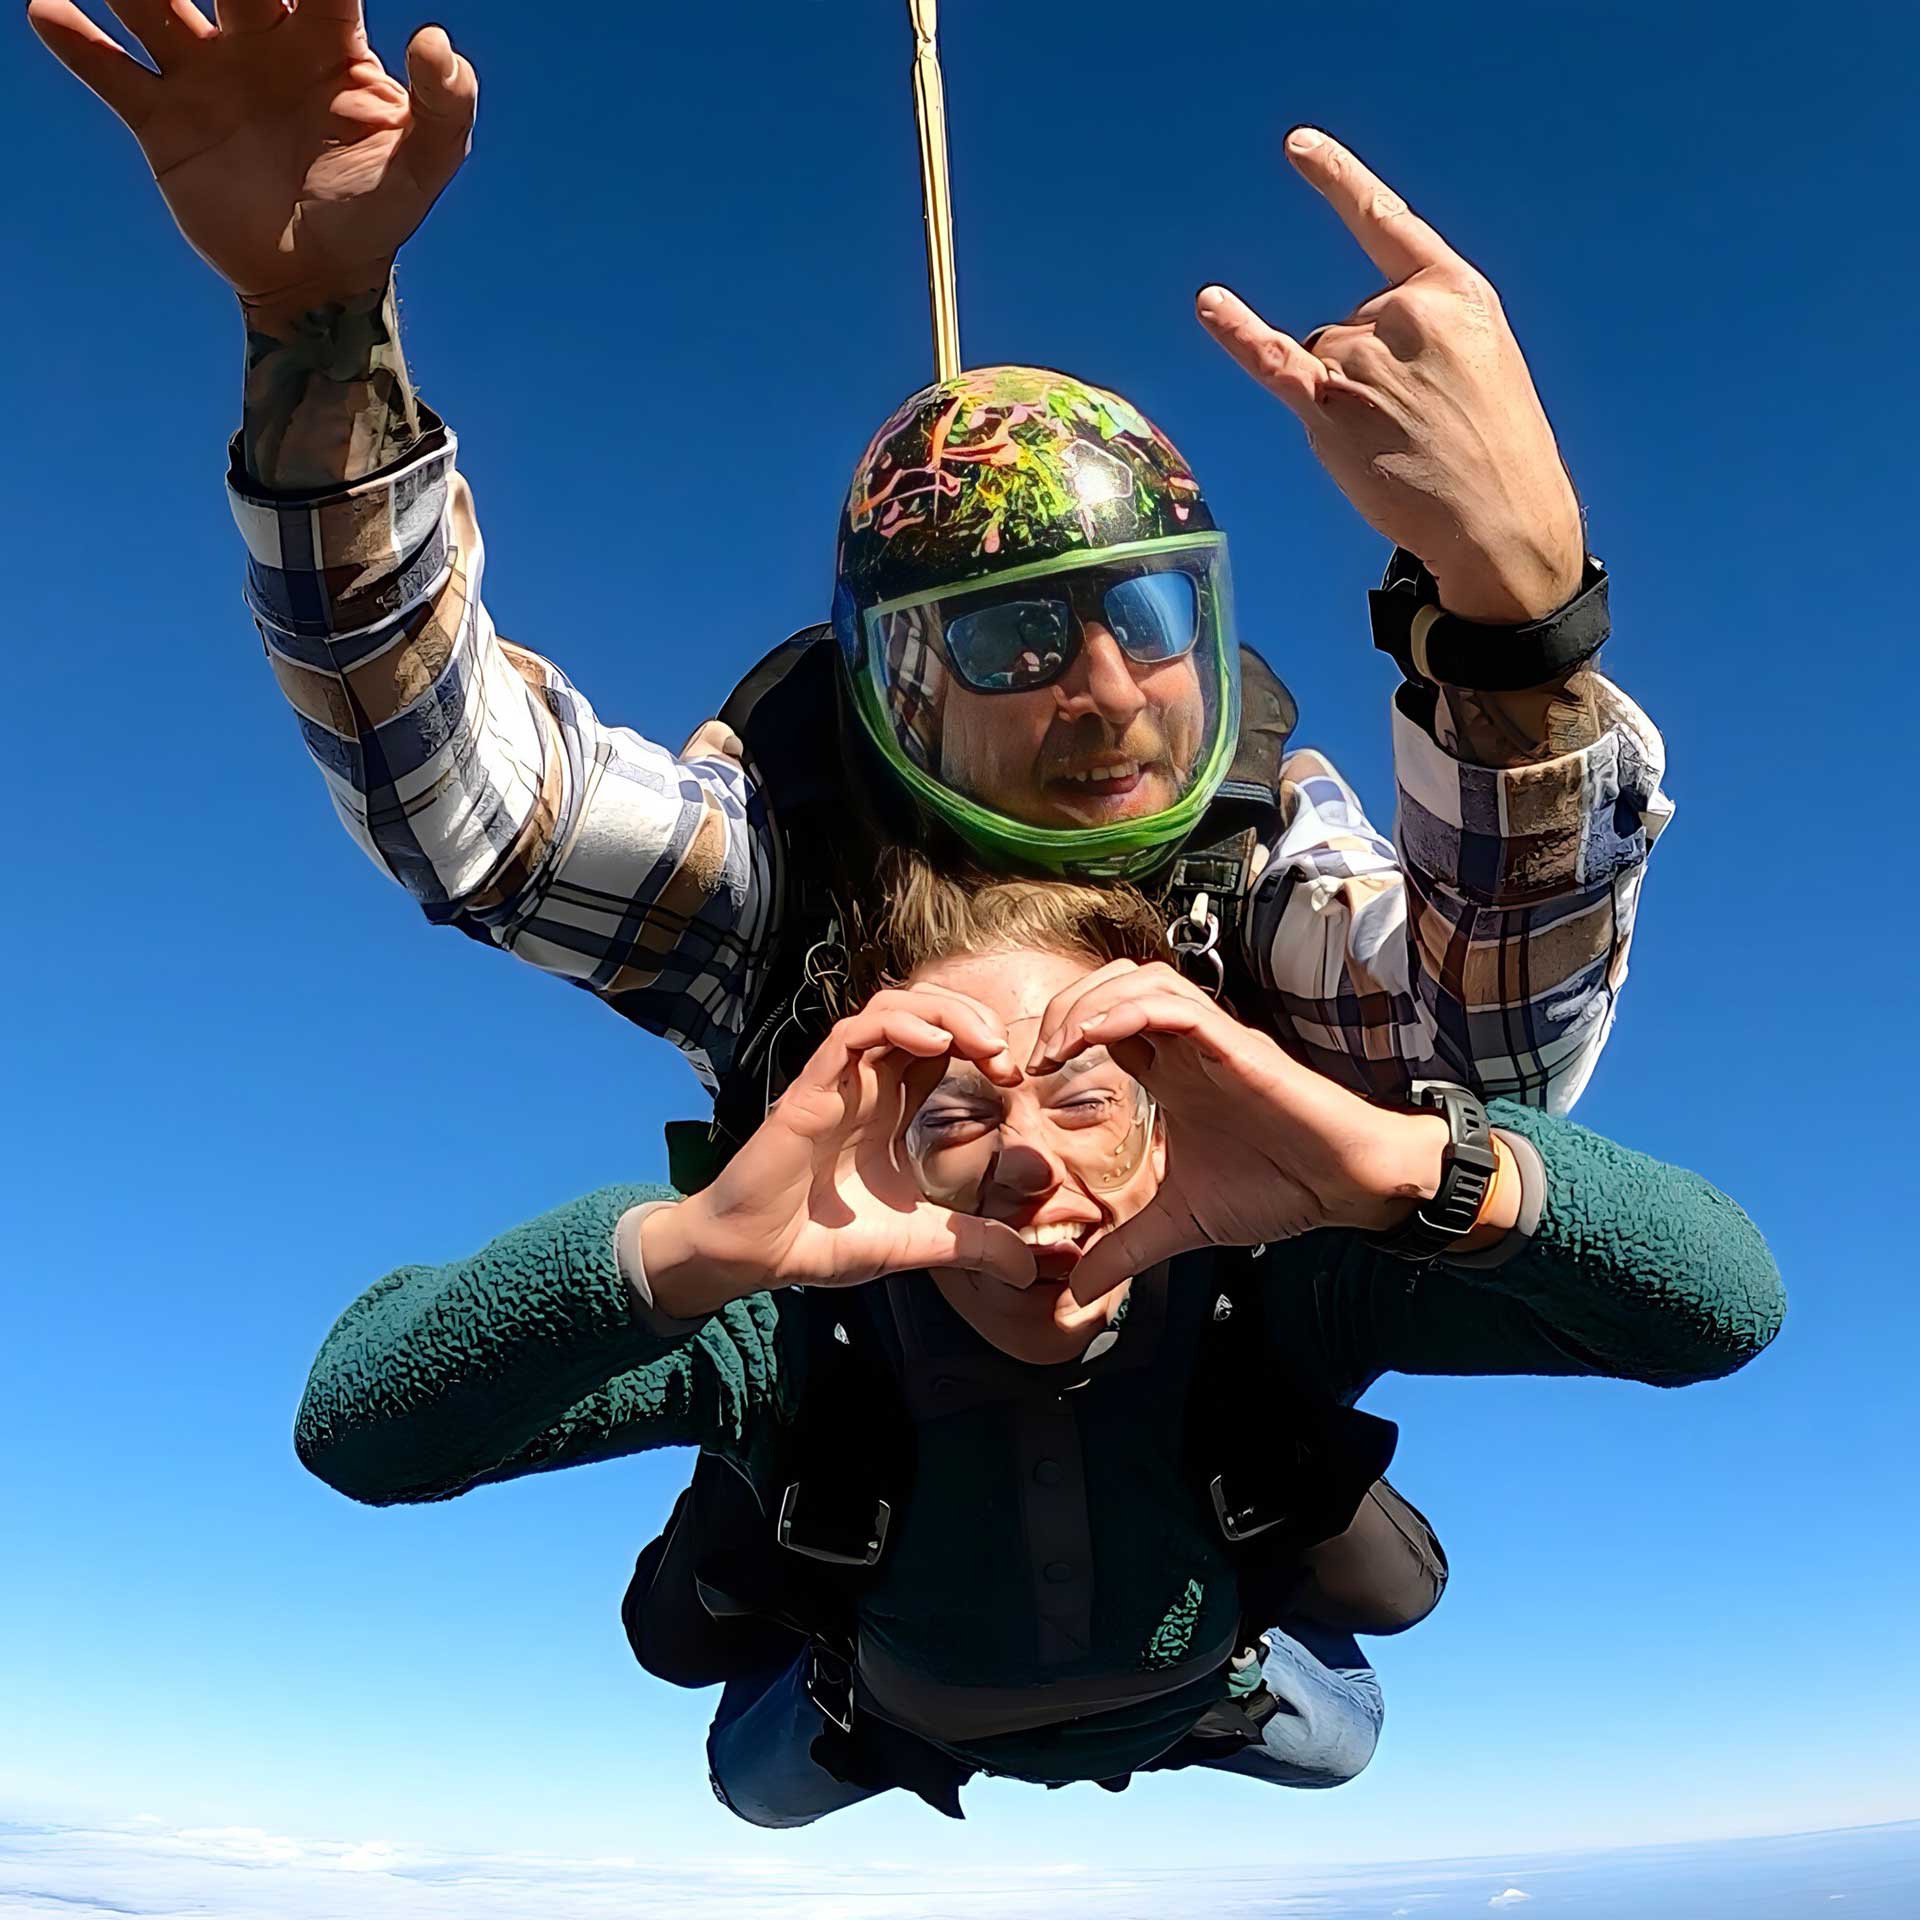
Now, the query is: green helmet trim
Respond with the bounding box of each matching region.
[847,530,1241,880]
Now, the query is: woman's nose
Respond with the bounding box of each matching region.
[1054,622,1148,729]
[987,1134,1064,1200]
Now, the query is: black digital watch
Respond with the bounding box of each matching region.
[1368,547,1610,691]
[1367,1081,1501,1265]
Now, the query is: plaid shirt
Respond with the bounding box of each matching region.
[228,413,1672,1114]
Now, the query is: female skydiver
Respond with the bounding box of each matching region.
[294,859,1783,1823]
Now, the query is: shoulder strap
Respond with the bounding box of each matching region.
[682,1290,911,1646]
[1188,1257,1398,1564]
[775,1289,916,1575]
[709,633,871,1154]
[1226,643,1300,798]
[721,629,854,927]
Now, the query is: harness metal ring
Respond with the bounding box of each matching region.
[1166,890,1225,997]
[1175,946,1227,998]
[1165,888,1222,955]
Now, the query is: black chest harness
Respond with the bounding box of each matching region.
[624,1257,1401,1817]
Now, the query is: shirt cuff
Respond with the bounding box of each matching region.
[1443,1129,1545,1271]
[615,1202,718,1338]
[1391,674,1672,905]
[225,406,457,644]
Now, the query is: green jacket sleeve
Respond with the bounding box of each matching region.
[293,1184,794,1506]
[1265,1102,1785,1398]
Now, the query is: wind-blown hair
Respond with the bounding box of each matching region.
[838,849,1166,1011]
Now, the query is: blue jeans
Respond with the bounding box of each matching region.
[706,1619,1384,1828]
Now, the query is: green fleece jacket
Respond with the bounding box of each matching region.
[294,1102,1784,1785]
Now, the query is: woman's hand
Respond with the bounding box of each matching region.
[643,987,1039,1318]
[1025,962,1447,1301]
[28,0,478,316]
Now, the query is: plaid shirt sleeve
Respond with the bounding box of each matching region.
[1240,678,1673,1114]
[226,412,777,1096]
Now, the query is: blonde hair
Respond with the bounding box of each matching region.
[838,849,1167,1009]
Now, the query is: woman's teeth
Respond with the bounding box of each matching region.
[1016,1221,1092,1249]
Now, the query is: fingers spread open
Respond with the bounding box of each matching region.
[95,0,211,64]
[28,0,162,122]
[1285,127,1457,284]
[1195,285,1330,423]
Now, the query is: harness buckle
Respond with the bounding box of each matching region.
[777,1481,893,1568]
[1208,1469,1291,1544]
[804,1642,856,1735]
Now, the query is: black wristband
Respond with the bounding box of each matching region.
[1366,1081,1501,1265]
[1369,548,1609,691]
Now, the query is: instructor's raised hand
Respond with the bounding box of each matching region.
[1199,128,1584,626]
[28,0,477,316]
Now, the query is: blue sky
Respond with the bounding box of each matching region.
[5,0,1917,1897]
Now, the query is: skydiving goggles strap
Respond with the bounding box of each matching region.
[1369,548,1609,691]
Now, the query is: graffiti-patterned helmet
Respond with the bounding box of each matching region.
[832,366,1240,878]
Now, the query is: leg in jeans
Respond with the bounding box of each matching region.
[1196,1616,1384,1789]
[704,1647,890,1828]
[707,1626,1380,1811]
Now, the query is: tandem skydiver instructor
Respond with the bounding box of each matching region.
[31,0,1671,1783]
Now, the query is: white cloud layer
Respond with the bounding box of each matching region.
[1,1814,1915,1920]
[0,1819,1467,1920]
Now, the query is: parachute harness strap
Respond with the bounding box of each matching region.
[754,921,848,1124]
[1166,889,1225,998]
[1159,818,1261,1001]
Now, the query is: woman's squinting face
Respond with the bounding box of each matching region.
[907,948,1166,1367]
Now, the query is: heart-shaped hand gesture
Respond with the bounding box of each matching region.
[655,986,1041,1308]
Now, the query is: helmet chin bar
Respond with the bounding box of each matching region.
[886,717,1241,881]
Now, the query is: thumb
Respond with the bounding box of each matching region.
[1195,284,1327,423]
[920,1212,1038,1291]
[1066,1195,1198,1305]
[403,26,479,192]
